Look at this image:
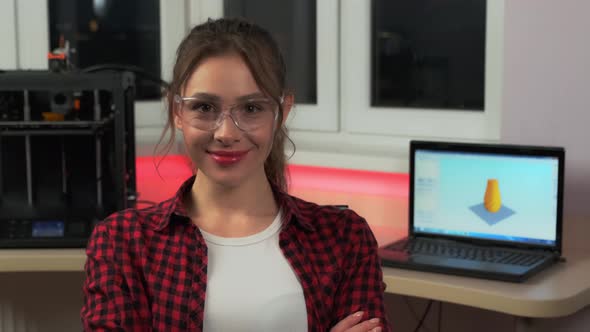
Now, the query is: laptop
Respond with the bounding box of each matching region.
[379,140,565,282]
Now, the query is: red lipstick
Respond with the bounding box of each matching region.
[208,150,249,166]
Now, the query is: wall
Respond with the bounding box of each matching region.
[501,0,590,250]
[499,1,590,330]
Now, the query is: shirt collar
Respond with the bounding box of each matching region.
[270,182,316,232]
[151,175,316,232]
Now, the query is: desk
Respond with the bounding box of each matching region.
[1,228,589,332]
[0,248,85,272]
[371,225,590,332]
[3,226,589,319]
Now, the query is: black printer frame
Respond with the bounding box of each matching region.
[0,71,137,248]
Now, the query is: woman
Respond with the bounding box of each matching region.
[81,18,389,332]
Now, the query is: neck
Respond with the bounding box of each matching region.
[188,170,278,230]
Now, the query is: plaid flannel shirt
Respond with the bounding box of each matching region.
[82,176,390,331]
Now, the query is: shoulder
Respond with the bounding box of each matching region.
[285,195,379,272]
[289,194,366,223]
[91,198,174,239]
[288,195,375,246]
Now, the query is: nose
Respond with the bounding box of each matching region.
[213,113,242,144]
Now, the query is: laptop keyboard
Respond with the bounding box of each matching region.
[386,239,547,267]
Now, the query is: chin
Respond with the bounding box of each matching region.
[209,172,243,186]
[198,164,251,188]
[193,151,266,187]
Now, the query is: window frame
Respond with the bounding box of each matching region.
[15,0,185,133]
[189,0,340,132]
[0,0,18,69]
[10,0,507,171]
[340,0,505,141]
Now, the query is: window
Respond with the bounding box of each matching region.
[15,0,186,132]
[49,0,161,100]
[191,0,505,171]
[372,0,486,111]
[340,0,504,140]
[11,0,505,170]
[224,0,317,104]
[190,0,339,131]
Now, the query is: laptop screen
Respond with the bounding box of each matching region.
[412,147,561,247]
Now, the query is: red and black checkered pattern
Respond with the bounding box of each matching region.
[81,176,390,331]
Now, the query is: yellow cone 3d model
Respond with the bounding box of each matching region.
[484,179,502,213]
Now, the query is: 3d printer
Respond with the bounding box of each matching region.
[0,70,137,248]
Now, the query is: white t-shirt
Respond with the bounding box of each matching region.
[201,210,308,332]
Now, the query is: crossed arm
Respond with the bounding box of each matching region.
[329,214,391,332]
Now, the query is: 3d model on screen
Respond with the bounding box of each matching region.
[484,179,501,213]
[469,178,515,226]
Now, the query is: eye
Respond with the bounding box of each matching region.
[187,101,214,113]
[244,103,263,113]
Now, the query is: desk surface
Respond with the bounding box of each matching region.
[371,225,590,319]
[0,248,86,272]
[381,250,590,318]
[1,226,589,320]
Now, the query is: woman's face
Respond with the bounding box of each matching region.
[174,53,288,187]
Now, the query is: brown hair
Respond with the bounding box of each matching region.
[155,17,293,191]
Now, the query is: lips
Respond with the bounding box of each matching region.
[208,150,249,165]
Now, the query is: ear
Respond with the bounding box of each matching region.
[172,97,183,131]
[281,93,294,126]
[174,113,183,131]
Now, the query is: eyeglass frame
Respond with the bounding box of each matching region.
[173,94,283,132]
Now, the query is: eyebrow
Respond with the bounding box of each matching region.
[186,92,269,102]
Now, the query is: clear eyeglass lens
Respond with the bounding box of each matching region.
[176,96,277,131]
